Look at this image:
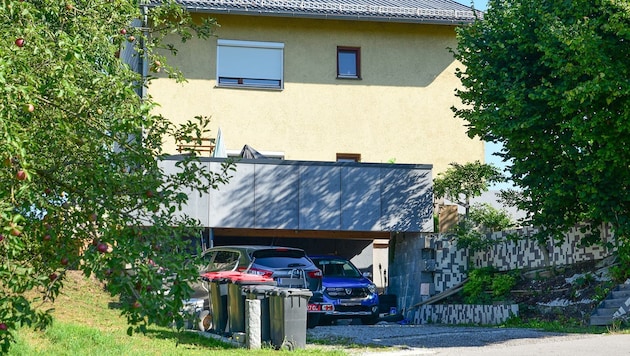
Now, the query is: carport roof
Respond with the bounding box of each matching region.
[154,0,483,25]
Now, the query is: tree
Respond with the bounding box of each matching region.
[452,0,630,250]
[433,161,505,217]
[0,0,231,351]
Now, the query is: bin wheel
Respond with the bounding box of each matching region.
[280,341,294,351]
[198,310,213,331]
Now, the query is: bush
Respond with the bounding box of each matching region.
[463,267,517,304]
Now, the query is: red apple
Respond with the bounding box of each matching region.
[97,243,108,253]
[16,170,27,181]
[15,38,25,47]
[10,228,20,237]
[23,103,35,113]
[132,301,141,309]
[43,234,51,241]
[44,188,51,195]
[127,35,135,42]
[60,257,69,266]
[120,28,127,35]
[145,190,154,198]
[49,273,58,282]
[0,323,7,331]
[0,234,4,242]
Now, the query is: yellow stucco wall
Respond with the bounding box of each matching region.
[149,14,483,174]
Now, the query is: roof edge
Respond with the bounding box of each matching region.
[184,6,478,25]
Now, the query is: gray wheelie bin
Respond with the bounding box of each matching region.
[268,288,313,350]
[242,284,278,343]
[227,273,276,334]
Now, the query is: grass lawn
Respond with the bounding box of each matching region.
[9,271,345,356]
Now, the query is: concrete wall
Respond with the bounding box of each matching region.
[148,13,484,175]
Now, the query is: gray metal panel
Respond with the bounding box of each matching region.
[299,165,341,230]
[254,164,299,229]
[158,160,211,225]
[380,167,433,232]
[341,166,381,231]
[208,161,256,227]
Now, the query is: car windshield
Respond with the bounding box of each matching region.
[252,248,312,269]
[314,259,361,278]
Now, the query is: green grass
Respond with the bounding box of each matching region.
[9,271,346,355]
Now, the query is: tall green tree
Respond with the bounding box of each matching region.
[433,161,505,217]
[452,0,630,248]
[0,0,230,351]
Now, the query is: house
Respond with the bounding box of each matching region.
[147,0,483,289]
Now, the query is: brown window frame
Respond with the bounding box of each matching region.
[336,153,361,162]
[336,46,361,79]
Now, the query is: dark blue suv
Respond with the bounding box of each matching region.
[309,255,380,325]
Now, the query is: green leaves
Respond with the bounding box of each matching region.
[433,161,505,216]
[0,0,227,353]
[453,0,630,248]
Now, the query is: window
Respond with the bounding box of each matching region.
[336,153,361,162]
[217,39,284,89]
[337,46,361,79]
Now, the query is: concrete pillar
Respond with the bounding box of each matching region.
[245,299,261,349]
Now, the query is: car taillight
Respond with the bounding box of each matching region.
[307,269,322,278]
[248,267,273,278]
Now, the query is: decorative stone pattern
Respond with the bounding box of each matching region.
[389,224,616,324]
[413,304,518,325]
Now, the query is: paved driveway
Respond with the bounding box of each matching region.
[306,322,630,356]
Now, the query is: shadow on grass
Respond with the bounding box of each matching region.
[143,328,239,350]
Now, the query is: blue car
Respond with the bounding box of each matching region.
[309,255,380,325]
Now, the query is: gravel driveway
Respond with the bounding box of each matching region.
[306,320,630,355]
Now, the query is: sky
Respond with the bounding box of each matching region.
[455,0,488,10]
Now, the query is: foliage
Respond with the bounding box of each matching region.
[452,0,630,247]
[453,203,514,253]
[433,161,505,217]
[0,0,232,352]
[462,267,517,304]
[610,241,630,282]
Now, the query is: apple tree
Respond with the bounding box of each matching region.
[452,0,630,270]
[0,0,231,351]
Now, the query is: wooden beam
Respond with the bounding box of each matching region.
[212,228,390,241]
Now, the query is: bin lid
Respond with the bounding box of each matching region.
[267,287,313,298]
[229,273,277,286]
[242,284,278,295]
[200,271,243,282]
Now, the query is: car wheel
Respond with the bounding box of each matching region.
[319,316,334,326]
[307,313,320,329]
[361,313,380,325]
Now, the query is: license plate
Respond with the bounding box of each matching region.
[308,304,321,312]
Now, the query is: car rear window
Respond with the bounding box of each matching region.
[313,258,361,278]
[252,249,313,269]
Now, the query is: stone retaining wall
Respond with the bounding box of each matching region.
[389,224,616,324]
[412,304,518,325]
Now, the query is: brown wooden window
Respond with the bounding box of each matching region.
[336,153,361,162]
[337,46,361,79]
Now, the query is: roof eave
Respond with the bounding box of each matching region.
[183,7,478,25]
